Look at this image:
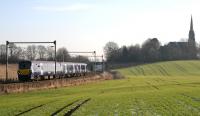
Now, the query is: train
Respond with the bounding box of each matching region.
[17,60,88,81]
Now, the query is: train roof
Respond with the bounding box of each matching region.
[31,61,87,65]
[18,60,31,63]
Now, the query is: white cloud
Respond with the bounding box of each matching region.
[33,3,94,12]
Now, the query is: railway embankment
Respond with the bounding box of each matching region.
[0,72,116,94]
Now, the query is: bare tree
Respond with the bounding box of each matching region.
[8,43,17,58]
[46,46,54,61]
[128,44,141,62]
[37,45,47,60]
[7,44,23,62]
[70,55,89,62]
[103,41,119,62]
[14,46,23,60]
[141,38,161,62]
[56,47,70,62]
[19,47,27,60]
[26,45,37,60]
[0,44,6,63]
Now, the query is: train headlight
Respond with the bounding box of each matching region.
[18,69,31,75]
[18,70,20,74]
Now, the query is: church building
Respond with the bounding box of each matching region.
[160,16,197,60]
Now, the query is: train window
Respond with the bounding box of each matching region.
[19,61,31,69]
[75,65,78,70]
[70,65,73,70]
[68,65,73,70]
[81,65,85,70]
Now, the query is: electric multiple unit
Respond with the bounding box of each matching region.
[17,60,87,81]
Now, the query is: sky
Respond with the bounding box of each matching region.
[0,0,200,55]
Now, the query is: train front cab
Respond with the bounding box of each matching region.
[17,61,32,81]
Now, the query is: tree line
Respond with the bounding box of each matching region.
[104,38,200,63]
[0,44,89,64]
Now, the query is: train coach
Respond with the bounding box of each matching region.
[17,60,87,81]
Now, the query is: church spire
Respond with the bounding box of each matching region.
[188,15,196,58]
[188,15,195,48]
[190,15,193,31]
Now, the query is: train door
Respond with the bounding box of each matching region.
[68,64,73,76]
[73,64,75,74]
[81,65,85,73]
[63,64,66,74]
[78,64,81,73]
[40,63,44,76]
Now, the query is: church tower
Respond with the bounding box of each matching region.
[188,15,196,58]
[188,16,195,47]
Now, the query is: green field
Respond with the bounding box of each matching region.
[0,60,200,116]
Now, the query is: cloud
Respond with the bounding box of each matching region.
[33,3,94,12]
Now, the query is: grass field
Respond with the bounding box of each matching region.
[0,60,200,115]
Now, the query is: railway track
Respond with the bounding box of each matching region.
[0,73,96,84]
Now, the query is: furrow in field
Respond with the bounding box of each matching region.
[140,67,145,76]
[15,100,57,116]
[145,82,159,90]
[134,67,141,75]
[173,62,187,73]
[129,69,137,76]
[119,61,200,77]
[188,62,200,70]
[64,98,91,116]
[15,104,45,116]
[51,99,80,116]
[147,64,158,75]
[155,65,166,76]
[133,66,145,76]
[159,65,170,76]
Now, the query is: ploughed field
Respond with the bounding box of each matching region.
[0,60,200,115]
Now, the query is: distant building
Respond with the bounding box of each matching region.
[161,16,197,60]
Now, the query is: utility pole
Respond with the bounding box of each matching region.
[102,55,104,72]
[6,41,8,81]
[94,51,96,74]
[54,40,57,76]
[63,50,64,62]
